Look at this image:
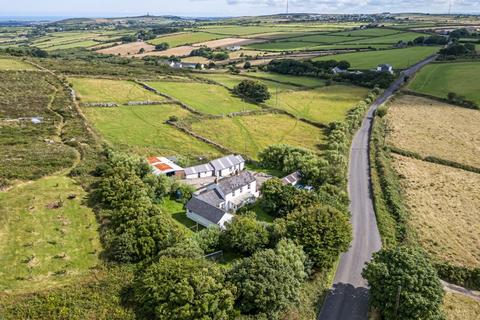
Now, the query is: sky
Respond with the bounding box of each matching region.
[1,0,479,17]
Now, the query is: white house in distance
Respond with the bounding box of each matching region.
[184,154,245,179]
[376,64,394,74]
[186,171,259,229]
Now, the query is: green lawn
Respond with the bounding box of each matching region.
[189,113,325,159]
[69,77,163,104]
[0,175,101,292]
[268,85,369,124]
[148,32,226,47]
[147,81,261,115]
[82,103,221,158]
[158,198,198,233]
[243,72,326,88]
[314,46,439,69]
[0,58,37,70]
[408,62,480,104]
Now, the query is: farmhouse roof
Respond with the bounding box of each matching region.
[197,188,224,207]
[378,63,393,69]
[216,171,255,195]
[186,197,226,224]
[210,154,245,171]
[185,163,214,176]
[282,171,302,185]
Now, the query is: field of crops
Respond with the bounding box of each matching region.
[392,154,480,268]
[148,31,227,47]
[0,175,100,292]
[0,58,37,70]
[314,46,439,69]
[269,85,368,124]
[385,95,480,168]
[147,81,261,115]
[82,103,221,158]
[69,77,163,104]
[188,113,324,159]
[408,62,480,104]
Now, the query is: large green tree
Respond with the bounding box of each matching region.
[134,258,237,320]
[362,247,445,320]
[284,204,352,269]
[228,239,306,318]
[233,80,271,103]
[222,213,270,255]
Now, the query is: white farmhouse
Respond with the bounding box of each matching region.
[376,64,394,74]
[184,154,245,179]
[186,171,259,229]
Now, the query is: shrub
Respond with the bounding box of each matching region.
[222,212,270,255]
[363,247,445,320]
[233,80,271,103]
[193,226,222,254]
[154,42,169,51]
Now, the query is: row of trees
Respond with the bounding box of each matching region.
[190,46,229,61]
[439,42,476,59]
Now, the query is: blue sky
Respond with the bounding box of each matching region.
[1,0,479,17]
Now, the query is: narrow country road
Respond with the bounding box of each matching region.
[318,55,438,320]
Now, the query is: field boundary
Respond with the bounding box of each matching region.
[401,90,479,110]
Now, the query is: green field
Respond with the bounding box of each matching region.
[69,77,163,104]
[280,33,368,44]
[147,81,261,115]
[340,31,426,45]
[82,103,221,158]
[0,58,37,70]
[0,175,100,292]
[314,46,439,69]
[408,62,480,104]
[189,113,324,159]
[269,85,368,124]
[149,31,226,47]
[196,73,298,92]
[243,72,326,87]
[247,41,325,51]
[333,28,404,37]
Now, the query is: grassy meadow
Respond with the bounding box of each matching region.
[69,77,163,104]
[243,71,326,87]
[269,85,368,124]
[196,73,298,92]
[147,81,261,115]
[443,293,480,320]
[0,175,101,292]
[188,113,324,159]
[314,46,439,69]
[82,103,221,158]
[0,58,37,70]
[392,154,480,268]
[149,31,226,47]
[385,95,480,168]
[408,62,480,104]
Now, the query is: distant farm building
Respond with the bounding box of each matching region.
[376,64,394,74]
[226,45,241,51]
[184,154,245,179]
[282,171,302,186]
[186,171,259,229]
[147,156,185,178]
[332,66,348,74]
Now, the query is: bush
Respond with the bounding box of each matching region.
[193,226,222,254]
[233,80,271,103]
[154,42,169,51]
[284,204,352,269]
[222,212,270,255]
[435,262,480,290]
[363,247,445,320]
[133,258,237,320]
[228,239,306,318]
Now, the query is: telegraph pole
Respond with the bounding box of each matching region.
[286,0,289,14]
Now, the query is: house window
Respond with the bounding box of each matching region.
[247,183,251,190]
[233,190,236,196]
[198,173,201,178]
[240,187,243,193]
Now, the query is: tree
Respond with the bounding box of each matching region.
[233,80,271,103]
[243,61,252,69]
[362,247,445,320]
[222,212,270,255]
[134,258,237,320]
[157,238,204,259]
[155,42,170,51]
[193,226,222,253]
[138,48,146,54]
[228,239,306,318]
[337,60,350,70]
[284,204,352,269]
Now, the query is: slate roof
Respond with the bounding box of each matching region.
[210,155,245,171]
[217,171,255,195]
[185,163,214,176]
[282,171,302,185]
[197,188,224,207]
[186,197,226,224]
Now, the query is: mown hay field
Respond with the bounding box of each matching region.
[392,155,480,268]
[385,95,480,168]
[147,81,261,115]
[148,31,227,47]
[0,175,101,292]
[82,103,221,158]
[69,77,163,104]
[408,62,480,105]
[97,41,155,56]
[314,46,439,69]
[443,293,480,320]
[188,113,324,159]
[0,58,37,70]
